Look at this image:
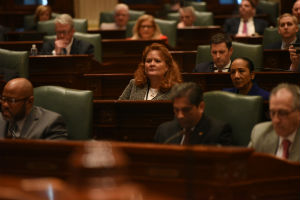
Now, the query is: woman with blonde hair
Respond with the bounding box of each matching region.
[35,5,52,22]
[119,43,182,100]
[131,14,168,41]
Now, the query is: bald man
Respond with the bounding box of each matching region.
[0,78,67,139]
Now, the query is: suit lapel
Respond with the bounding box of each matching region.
[70,38,78,54]
[135,84,148,100]
[0,117,8,138]
[20,107,39,138]
[263,129,279,154]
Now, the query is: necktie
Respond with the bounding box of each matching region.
[7,123,18,139]
[282,139,291,159]
[218,68,223,73]
[182,129,191,145]
[62,48,67,55]
[242,20,248,35]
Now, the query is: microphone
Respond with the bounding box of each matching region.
[164,129,184,144]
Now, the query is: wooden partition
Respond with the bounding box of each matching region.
[175,26,222,50]
[0,40,43,51]
[88,29,126,39]
[84,72,300,100]
[4,31,45,41]
[263,49,291,71]
[0,139,298,200]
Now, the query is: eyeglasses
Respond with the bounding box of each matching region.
[56,29,72,36]
[140,25,154,29]
[0,96,29,104]
[269,109,296,119]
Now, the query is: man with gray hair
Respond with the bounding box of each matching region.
[154,82,232,145]
[249,83,300,162]
[100,3,129,30]
[177,6,196,28]
[41,14,94,55]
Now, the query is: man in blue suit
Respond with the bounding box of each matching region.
[193,33,233,72]
[224,0,268,36]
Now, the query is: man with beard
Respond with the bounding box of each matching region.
[249,83,300,162]
[0,78,67,139]
[154,82,232,145]
[223,57,270,100]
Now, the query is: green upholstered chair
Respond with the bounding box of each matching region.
[167,11,214,26]
[0,48,29,78]
[34,86,93,140]
[99,10,145,25]
[196,42,263,70]
[232,41,263,71]
[126,19,177,48]
[155,18,177,48]
[43,32,102,63]
[24,13,59,31]
[196,44,211,65]
[184,1,207,12]
[203,91,264,146]
[263,27,281,48]
[74,32,102,63]
[257,0,279,26]
[37,18,88,35]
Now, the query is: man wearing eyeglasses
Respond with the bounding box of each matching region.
[0,78,67,139]
[154,82,232,145]
[41,14,94,55]
[249,83,300,162]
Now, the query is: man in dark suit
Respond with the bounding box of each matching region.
[0,78,67,139]
[265,13,299,49]
[223,0,268,36]
[193,33,233,72]
[154,82,232,145]
[41,14,94,55]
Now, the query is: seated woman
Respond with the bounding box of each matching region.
[130,14,168,42]
[29,5,52,30]
[119,43,182,100]
[223,57,270,100]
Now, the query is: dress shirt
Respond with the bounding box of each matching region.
[213,60,231,72]
[144,88,158,100]
[281,37,297,50]
[276,130,297,159]
[237,17,255,36]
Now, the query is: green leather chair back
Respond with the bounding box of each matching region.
[125,20,135,38]
[43,33,102,63]
[37,18,88,35]
[204,91,264,146]
[74,32,102,63]
[24,13,59,31]
[155,18,177,48]
[257,0,279,26]
[196,42,263,70]
[196,44,211,64]
[0,48,28,78]
[34,86,93,140]
[99,10,145,25]
[167,11,214,26]
[232,41,263,71]
[184,1,207,12]
[263,27,281,48]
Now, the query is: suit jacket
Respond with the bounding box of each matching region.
[223,17,268,35]
[40,38,94,55]
[248,122,300,162]
[223,82,270,100]
[0,106,68,140]
[154,114,233,145]
[193,61,231,72]
[264,37,300,50]
[118,79,173,100]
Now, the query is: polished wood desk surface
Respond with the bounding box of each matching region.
[0,139,298,200]
[87,29,126,39]
[0,40,43,51]
[4,31,46,41]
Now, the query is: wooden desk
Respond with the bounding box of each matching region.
[263,49,291,71]
[87,29,126,39]
[0,41,43,52]
[29,55,96,89]
[84,72,300,100]
[0,139,298,200]
[4,31,46,41]
[176,26,222,50]
[232,35,263,44]
[93,100,173,141]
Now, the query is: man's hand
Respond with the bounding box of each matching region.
[289,45,300,71]
[54,39,68,55]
